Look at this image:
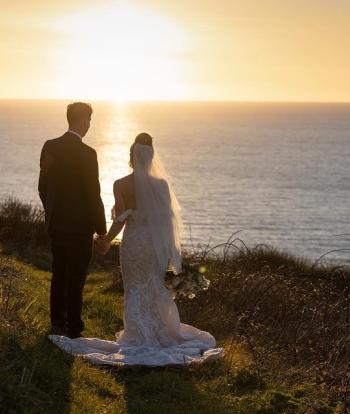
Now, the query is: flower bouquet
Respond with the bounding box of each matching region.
[165,262,210,299]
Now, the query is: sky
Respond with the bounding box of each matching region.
[1,0,350,101]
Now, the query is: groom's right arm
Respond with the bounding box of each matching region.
[89,149,107,236]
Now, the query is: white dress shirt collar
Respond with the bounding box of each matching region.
[67,129,82,141]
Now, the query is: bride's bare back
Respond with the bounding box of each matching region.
[113,173,136,212]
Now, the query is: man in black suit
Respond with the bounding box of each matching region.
[38,102,107,338]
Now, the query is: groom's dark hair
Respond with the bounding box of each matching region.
[67,102,93,126]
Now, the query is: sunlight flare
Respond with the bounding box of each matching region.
[53,5,191,101]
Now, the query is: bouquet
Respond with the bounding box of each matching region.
[165,262,210,299]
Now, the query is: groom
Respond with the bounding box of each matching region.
[38,102,107,338]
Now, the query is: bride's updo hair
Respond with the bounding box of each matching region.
[129,132,154,168]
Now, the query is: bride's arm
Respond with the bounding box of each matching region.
[106,219,124,244]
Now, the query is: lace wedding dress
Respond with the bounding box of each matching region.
[49,144,224,367]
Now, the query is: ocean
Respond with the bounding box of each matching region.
[0,100,349,262]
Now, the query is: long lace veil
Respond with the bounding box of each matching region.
[133,143,182,274]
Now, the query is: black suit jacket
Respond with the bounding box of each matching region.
[38,132,107,237]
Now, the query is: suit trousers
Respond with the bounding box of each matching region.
[50,234,93,335]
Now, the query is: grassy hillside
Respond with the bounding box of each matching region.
[0,199,349,413]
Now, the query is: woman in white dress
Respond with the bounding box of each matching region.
[49,133,223,366]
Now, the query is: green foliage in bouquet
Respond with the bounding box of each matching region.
[165,261,210,299]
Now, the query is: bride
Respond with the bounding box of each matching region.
[49,133,223,366]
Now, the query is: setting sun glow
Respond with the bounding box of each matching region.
[52,5,191,101]
[1,0,350,102]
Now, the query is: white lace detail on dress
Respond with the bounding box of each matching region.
[113,209,133,223]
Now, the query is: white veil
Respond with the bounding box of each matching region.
[133,143,182,274]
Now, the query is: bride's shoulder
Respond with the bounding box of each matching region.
[113,174,133,190]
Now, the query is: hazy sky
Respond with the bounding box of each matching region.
[1,0,350,101]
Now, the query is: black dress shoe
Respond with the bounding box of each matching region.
[66,332,83,339]
[49,326,67,336]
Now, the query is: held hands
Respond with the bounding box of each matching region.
[94,234,110,255]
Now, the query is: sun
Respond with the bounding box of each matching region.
[53,4,191,101]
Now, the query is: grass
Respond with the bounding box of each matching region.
[1,198,349,413]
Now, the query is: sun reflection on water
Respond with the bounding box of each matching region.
[93,103,139,238]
